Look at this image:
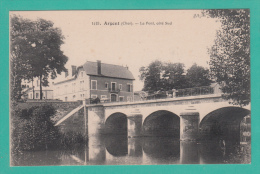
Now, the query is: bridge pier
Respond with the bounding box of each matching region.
[88,106,105,136]
[180,112,200,141]
[127,110,143,138]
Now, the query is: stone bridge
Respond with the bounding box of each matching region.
[56,93,250,141]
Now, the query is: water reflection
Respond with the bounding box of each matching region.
[199,140,250,164]
[105,135,128,157]
[180,141,200,164]
[12,135,250,166]
[142,137,180,164]
[128,137,142,157]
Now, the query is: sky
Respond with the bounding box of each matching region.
[11,10,221,91]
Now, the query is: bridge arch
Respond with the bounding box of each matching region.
[105,112,127,135]
[142,110,180,137]
[199,106,251,142]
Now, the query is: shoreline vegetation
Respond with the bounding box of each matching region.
[11,103,86,155]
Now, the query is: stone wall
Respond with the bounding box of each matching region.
[57,108,85,134]
[17,101,82,110]
[17,101,82,124]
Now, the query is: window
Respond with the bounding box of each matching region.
[111,94,117,102]
[65,97,68,101]
[127,97,132,102]
[30,93,32,99]
[80,81,84,91]
[111,82,116,91]
[57,87,60,95]
[64,85,68,94]
[105,82,108,89]
[36,93,39,99]
[101,95,107,99]
[127,84,132,92]
[91,80,97,90]
[81,71,83,77]
[72,83,76,92]
[119,96,124,102]
[119,84,122,90]
[91,95,97,99]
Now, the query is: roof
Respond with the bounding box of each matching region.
[53,77,76,85]
[83,61,135,80]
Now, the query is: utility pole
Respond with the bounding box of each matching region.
[83,99,88,138]
[83,99,89,165]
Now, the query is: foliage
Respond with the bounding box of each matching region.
[139,61,211,93]
[162,62,187,90]
[11,104,87,153]
[59,132,86,150]
[186,63,212,87]
[11,104,60,152]
[202,9,250,106]
[139,60,163,92]
[10,15,68,101]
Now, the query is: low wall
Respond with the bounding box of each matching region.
[17,101,82,110]
[57,108,85,135]
[16,101,83,125]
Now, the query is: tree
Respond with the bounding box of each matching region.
[12,105,60,151]
[201,10,250,106]
[139,61,189,93]
[10,15,68,101]
[162,62,187,89]
[186,63,212,87]
[139,60,163,92]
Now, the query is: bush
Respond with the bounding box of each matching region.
[59,132,86,150]
[11,104,60,152]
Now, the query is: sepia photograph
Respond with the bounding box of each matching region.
[10,9,251,166]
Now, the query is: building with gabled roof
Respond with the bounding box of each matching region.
[53,60,135,102]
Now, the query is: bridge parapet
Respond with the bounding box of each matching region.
[100,94,223,113]
[176,86,214,97]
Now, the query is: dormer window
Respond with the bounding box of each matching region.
[81,71,83,77]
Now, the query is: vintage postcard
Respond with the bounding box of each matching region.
[9,10,251,166]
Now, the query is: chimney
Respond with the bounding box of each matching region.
[97,60,101,75]
[71,65,77,76]
[65,70,69,78]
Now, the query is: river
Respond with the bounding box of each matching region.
[11,135,251,166]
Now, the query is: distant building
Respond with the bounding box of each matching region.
[53,60,135,102]
[240,115,251,144]
[25,87,54,100]
[21,78,54,100]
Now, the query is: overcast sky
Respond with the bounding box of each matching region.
[11,10,221,91]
